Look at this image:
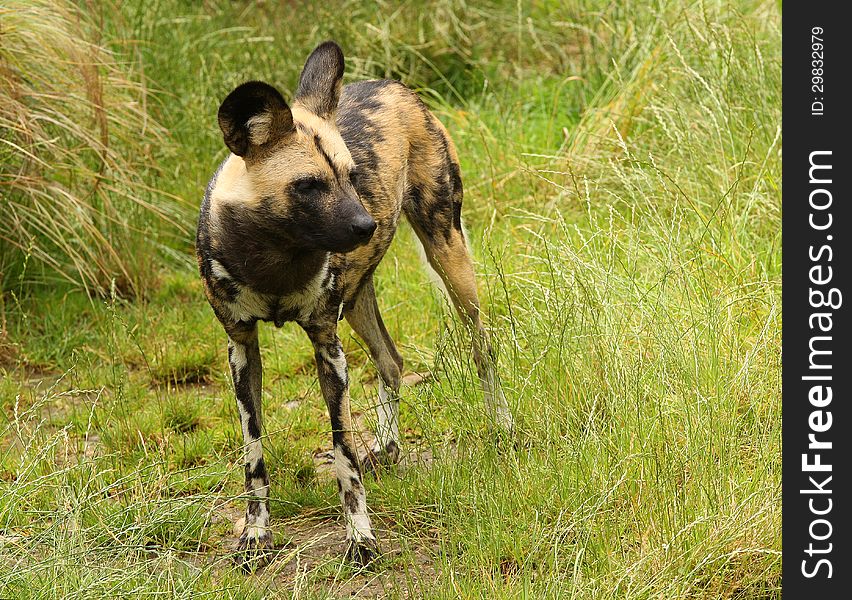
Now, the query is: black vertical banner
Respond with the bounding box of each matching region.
[783,4,851,597]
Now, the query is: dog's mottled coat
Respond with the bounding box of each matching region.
[196,41,512,567]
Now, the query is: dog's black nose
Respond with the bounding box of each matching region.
[350,215,377,241]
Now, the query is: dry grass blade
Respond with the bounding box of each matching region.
[0,0,180,296]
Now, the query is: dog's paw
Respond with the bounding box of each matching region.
[361,441,400,476]
[233,527,274,572]
[344,537,380,568]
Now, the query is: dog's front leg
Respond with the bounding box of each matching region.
[227,325,273,561]
[306,324,378,566]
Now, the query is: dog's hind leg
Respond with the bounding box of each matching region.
[344,277,403,471]
[403,121,513,431]
[409,223,514,432]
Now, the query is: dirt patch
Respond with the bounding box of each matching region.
[255,514,439,598]
[207,486,440,597]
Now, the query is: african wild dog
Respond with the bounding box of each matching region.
[196,41,513,567]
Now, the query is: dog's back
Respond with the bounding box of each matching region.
[335,79,465,307]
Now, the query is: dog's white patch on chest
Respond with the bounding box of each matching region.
[227,287,270,323]
[210,259,267,322]
[277,255,330,321]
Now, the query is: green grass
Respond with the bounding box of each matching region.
[0,0,780,597]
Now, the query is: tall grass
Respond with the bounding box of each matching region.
[0,0,183,296]
[0,0,780,597]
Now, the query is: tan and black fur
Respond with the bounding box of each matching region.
[196,41,512,568]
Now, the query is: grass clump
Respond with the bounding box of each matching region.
[0,0,184,296]
[163,400,203,434]
[149,348,216,387]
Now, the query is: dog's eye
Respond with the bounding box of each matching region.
[292,177,327,195]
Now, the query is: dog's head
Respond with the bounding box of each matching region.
[216,41,375,254]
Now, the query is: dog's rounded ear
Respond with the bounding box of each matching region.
[295,41,344,119]
[218,81,294,157]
